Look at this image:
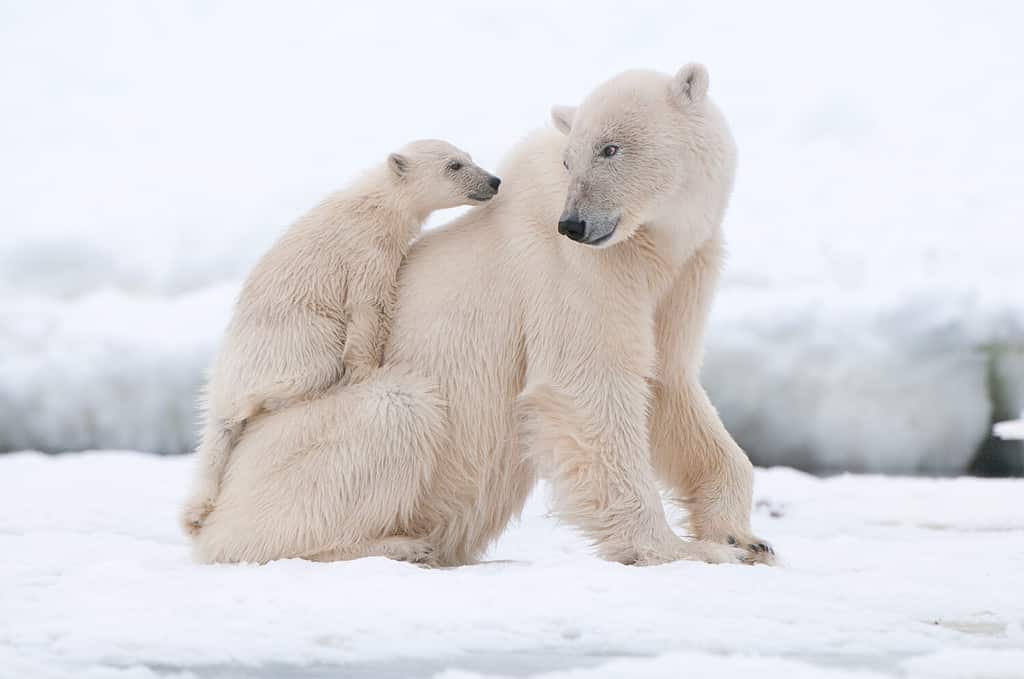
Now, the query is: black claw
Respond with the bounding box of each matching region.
[727,536,736,545]
[748,544,759,552]
[757,542,768,552]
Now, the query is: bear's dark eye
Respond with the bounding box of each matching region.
[448,161,463,172]
[562,160,568,170]
[600,144,619,158]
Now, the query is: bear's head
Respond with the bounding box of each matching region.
[550,63,736,249]
[388,139,502,214]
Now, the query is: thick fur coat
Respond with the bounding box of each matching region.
[191,65,774,567]
[180,140,499,535]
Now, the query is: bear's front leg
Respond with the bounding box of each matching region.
[649,378,775,565]
[520,379,746,566]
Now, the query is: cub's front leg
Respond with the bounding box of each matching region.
[340,301,385,385]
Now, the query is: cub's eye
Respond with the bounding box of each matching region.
[562,160,569,170]
[448,161,463,171]
[600,144,619,158]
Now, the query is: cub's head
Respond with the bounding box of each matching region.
[550,63,735,248]
[388,139,501,213]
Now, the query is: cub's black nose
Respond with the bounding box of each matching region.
[488,175,501,191]
[558,217,587,242]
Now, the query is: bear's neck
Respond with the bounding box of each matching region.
[557,204,723,306]
[645,175,728,272]
[646,213,717,272]
[344,166,427,241]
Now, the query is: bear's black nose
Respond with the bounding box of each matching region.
[488,175,501,191]
[558,217,586,242]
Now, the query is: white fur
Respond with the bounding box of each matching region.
[180,140,498,536]
[192,65,774,567]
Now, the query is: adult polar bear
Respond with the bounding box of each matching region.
[194,64,774,567]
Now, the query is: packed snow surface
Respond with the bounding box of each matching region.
[2,451,1023,678]
[2,1,1022,470]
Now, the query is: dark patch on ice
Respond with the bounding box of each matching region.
[91,643,1013,679]
[139,650,631,678]
[755,498,787,518]
[971,433,1024,477]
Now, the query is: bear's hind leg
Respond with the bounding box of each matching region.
[192,367,450,565]
[306,536,435,565]
[180,416,246,536]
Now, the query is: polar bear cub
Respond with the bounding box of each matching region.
[180,140,501,535]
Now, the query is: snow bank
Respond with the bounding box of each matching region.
[2,2,1023,470]
[2,451,1023,678]
[3,285,1021,473]
[0,287,235,454]
[705,286,1024,473]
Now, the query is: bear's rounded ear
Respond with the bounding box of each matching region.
[670,63,709,106]
[550,105,576,135]
[388,153,408,178]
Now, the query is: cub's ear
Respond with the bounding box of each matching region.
[388,153,408,177]
[550,105,576,135]
[670,63,709,106]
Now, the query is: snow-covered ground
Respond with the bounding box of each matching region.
[1,1,1022,471]
[2,451,1023,678]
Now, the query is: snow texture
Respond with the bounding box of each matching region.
[2,1,1023,472]
[2,451,1023,678]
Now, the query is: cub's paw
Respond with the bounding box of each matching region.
[179,497,215,537]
